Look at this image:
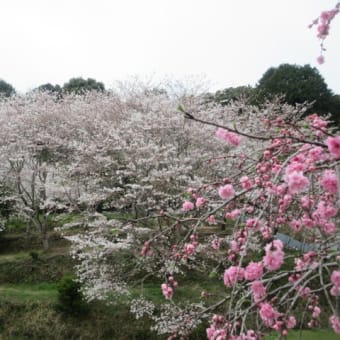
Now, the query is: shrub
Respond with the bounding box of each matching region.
[55,276,88,316]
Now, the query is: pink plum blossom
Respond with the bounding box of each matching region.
[317,55,325,64]
[251,280,267,303]
[326,136,340,159]
[195,197,207,208]
[330,286,340,296]
[263,250,284,271]
[287,316,296,329]
[312,306,321,318]
[225,208,241,220]
[211,238,222,250]
[240,176,253,190]
[216,128,241,146]
[244,262,264,281]
[184,243,195,256]
[259,302,281,327]
[218,184,235,200]
[207,215,216,224]
[246,218,261,231]
[320,170,338,193]
[330,315,340,334]
[323,222,336,234]
[308,146,324,161]
[182,201,194,211]
[223,266,245,287]
[161,283,173,299]
[331,270,340,287]
[263,241,284,271]
[286,171,309,194]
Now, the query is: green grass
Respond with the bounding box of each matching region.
[102,211,134,220]
[4,216,27,232]
[129,276,222,307]
[266,329,338,339]
[53,212,82,225]
[0,250,33,263]
[0,283,58,302]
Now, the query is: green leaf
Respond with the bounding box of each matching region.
[177,104,185,112]
[111,228,119,235]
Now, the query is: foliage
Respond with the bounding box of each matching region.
[63,77,105,94]
[256,63,333,116]
[34,83,62,97]
[0,283,57,302]
[0,79,15,97]
[29,250,40,261]
[56,275,88,315]
[0,184,16,219]
[212,86,256,106]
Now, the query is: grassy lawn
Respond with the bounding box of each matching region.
[0,250,34,263]
[266,329,338,339]
[0,283,58,302]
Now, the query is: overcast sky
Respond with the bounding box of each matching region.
[0,0,339,94]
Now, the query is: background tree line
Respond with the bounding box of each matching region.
[0,64,339,122]
[210,64,339,123]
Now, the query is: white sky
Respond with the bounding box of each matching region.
[0,0,339,94]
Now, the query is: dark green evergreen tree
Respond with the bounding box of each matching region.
[63,77,105,95]
[256,64,333,116]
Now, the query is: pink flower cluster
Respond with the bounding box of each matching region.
[223,265,244,287]
[161,283,173,299]
[183,234,199,258]
[206,315,228,340]
[263,240,284,271]
[140,241,153,256]
[259,302,281,327]
[172,234,199,260]
[211,237,222,250]
[326,136,340,159]
[245,218,261,231]
[309,3,340,64]
[294,252,318,272]
[244,262,263,281]
[161,276,178,300]
[330,270,340,296]
[251,280,267,303]
[285,171,309,194]
[182,201,194,211]
[218,184,235,200]
[320,170,339,193]
[330,315,340,334]
[240,176,253,190]
[216,128,241,146]
[196,196,207,208]
[207,215,216,224]
[225,208,241,220]
[206,315,260,340]
[227,230,247,261]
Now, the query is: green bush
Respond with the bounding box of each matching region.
[55,276,88,316]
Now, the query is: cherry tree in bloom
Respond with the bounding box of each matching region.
[3,83,339,338]
[30,87,337,337]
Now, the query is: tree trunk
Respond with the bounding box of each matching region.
[42,234,49,250]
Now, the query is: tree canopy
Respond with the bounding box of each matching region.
[63,77,105,95]
[0,79,15,97]
[256,64,333,115]
[35,83,62,95]
[213,86,256,106]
